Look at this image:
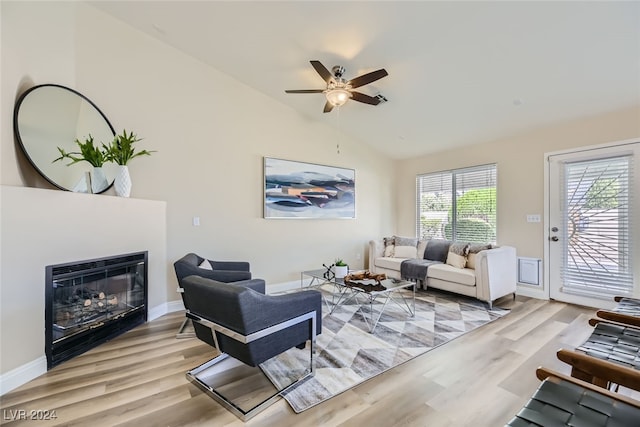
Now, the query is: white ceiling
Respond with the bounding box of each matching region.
[90,1,640,160]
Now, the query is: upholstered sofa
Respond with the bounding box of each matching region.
[369,237,517,308]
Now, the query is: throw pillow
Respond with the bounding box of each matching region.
[424,239,452,262]
[446,243,469,269]
[198,259,213,270]
[466,244,492,269]
[416,239,428,259]
[394,236,418,247]
[393,235,419,259]
[383,236,395,257]
[393,245,417,259]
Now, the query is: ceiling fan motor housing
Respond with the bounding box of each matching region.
[332,65,346,78]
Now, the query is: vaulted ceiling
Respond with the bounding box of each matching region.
[90,1,640,159]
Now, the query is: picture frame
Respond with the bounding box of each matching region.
[263,157,355,219]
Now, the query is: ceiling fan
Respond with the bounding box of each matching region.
[285,60,388,113]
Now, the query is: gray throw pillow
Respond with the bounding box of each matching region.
[424,239,451,262]
[394,236,418,247]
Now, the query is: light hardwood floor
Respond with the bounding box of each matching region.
[0,296,619,426]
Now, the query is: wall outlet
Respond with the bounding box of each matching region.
[192,216,200,226]
[526,214,541,223]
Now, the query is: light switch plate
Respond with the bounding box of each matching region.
[526,214,541,223]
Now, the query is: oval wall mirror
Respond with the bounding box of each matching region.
[13,84,117,193]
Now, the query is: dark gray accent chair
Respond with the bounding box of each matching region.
[181,275,322,421]
[173,253,265,337]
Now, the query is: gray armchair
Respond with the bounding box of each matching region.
[181,275,322,421]
[173,253,265,337]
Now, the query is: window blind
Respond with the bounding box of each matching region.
[560,155,633,296]
[416,164,496,243]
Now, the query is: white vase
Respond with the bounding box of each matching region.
[91,167,109,194]
[335,265,349,278]
[114,165,132,197]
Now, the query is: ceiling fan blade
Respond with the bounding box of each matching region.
[310,60,334,84]
[323,101,335,113]
[350,91,381,105]
[285,89,325,94]
[348,69,388,89]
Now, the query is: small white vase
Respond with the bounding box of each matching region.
[335,265,349,279]
[114,165,132,197]
[91,167,109,194]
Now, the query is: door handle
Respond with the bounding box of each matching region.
[550,236,559,242]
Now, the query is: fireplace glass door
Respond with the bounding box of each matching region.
[46,252,148,368]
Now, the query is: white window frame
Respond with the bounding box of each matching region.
[416,164,497,243]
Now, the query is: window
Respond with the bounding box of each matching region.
[416,164,497,243]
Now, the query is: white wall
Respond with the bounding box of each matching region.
[0,1,395,387]
[0,185,167,392]
[395,106,640,296]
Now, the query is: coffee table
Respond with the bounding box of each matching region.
[300,269,352,311]
[301,269,416,333]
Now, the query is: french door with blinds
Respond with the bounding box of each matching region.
[548,142,639,308]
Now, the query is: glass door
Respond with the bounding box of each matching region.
[547,142,639,308]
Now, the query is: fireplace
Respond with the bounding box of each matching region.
[45,252,148,369]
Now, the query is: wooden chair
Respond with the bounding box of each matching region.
[506,367,640,426]
[506,367,640,427]
[556,315,640,392]
[596,296,640,329]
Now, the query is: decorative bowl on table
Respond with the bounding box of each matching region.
[343,271,388,292]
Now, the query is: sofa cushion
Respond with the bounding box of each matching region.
[375,257,406,271]
[427,264,476,286]
[467,244,492,269]
[446,242,469,269]
[424,239,451,262]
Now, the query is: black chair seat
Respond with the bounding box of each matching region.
[507,376,640,426]
[577,322,640,370]
[612,297,640,317]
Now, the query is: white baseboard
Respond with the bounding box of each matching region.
[267,278,313,294]
[516,283,548,300]
[148,300,184,321]
[0,356,47,396]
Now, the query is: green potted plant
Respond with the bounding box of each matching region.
[334,258,349,278]
[53,135,109,193]
[103,129,153,197]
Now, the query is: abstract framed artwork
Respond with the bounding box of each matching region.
[264,157,355,219]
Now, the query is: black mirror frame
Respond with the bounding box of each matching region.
[13,83,116,193]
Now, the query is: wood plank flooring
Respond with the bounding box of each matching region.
[0,295,631,426]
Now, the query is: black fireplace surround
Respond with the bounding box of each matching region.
[45,252,148,369]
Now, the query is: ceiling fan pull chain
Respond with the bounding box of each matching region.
[336,106,341,154]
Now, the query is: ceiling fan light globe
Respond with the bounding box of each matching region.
[326,89,351,107]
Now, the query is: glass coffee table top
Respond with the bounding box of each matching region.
[301,269,415,333]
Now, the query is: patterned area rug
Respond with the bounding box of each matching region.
[261,286,509,413]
